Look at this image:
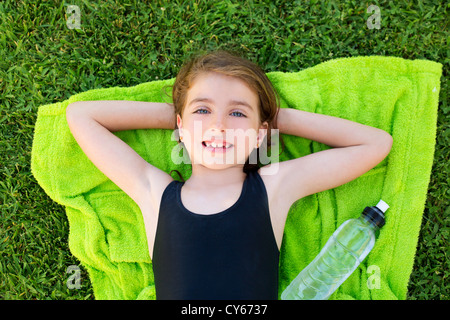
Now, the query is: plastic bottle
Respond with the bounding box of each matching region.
[281,200,389,300]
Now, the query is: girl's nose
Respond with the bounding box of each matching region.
[210,114,226,132]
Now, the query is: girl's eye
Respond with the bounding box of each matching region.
[194,108,209,114]
[231,111,246,117]
[194,108,246,117]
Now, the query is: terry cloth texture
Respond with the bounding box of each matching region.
[31,56,442,300]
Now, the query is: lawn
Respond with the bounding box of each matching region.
[0,0,448,299]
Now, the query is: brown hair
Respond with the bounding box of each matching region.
[165,49,283,179]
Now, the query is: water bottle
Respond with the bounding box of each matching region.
[281,200,389,300]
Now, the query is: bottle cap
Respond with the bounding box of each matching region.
[362,199,388,228]
[376,200,389,213]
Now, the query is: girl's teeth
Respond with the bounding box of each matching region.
[205,142,231,148]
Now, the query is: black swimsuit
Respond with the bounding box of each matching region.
[152,170,279,300]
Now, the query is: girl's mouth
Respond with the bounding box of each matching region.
[202,140,233,153]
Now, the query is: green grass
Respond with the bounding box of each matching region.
[0,0,448,300]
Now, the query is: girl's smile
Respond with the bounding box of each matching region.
[202,139,234,152]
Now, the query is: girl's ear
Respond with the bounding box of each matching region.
[176,114,183,142]
[176,114,183,129]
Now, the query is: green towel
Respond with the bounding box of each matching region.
[31,56,442,300]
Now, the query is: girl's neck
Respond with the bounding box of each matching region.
[185,165,247,190]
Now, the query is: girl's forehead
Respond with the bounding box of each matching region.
[186,72,259,108]
[194,71,252,87]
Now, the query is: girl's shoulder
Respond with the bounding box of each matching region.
[258,161,308,208]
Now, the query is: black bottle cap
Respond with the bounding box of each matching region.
[362,200,388,228]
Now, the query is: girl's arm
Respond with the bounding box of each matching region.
[277,108,392,149]
[66,100,175,206]
[265,108,393,205]
[67,100,175,132]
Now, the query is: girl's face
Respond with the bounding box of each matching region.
[177,71,267,170]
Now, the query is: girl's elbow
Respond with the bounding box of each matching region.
[378,130,393,157]
[66,101,82,120]
[384,130,393,147]
[66,103,77,124]
[66,101,92,123]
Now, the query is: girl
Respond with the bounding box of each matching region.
[66,50,392,300]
